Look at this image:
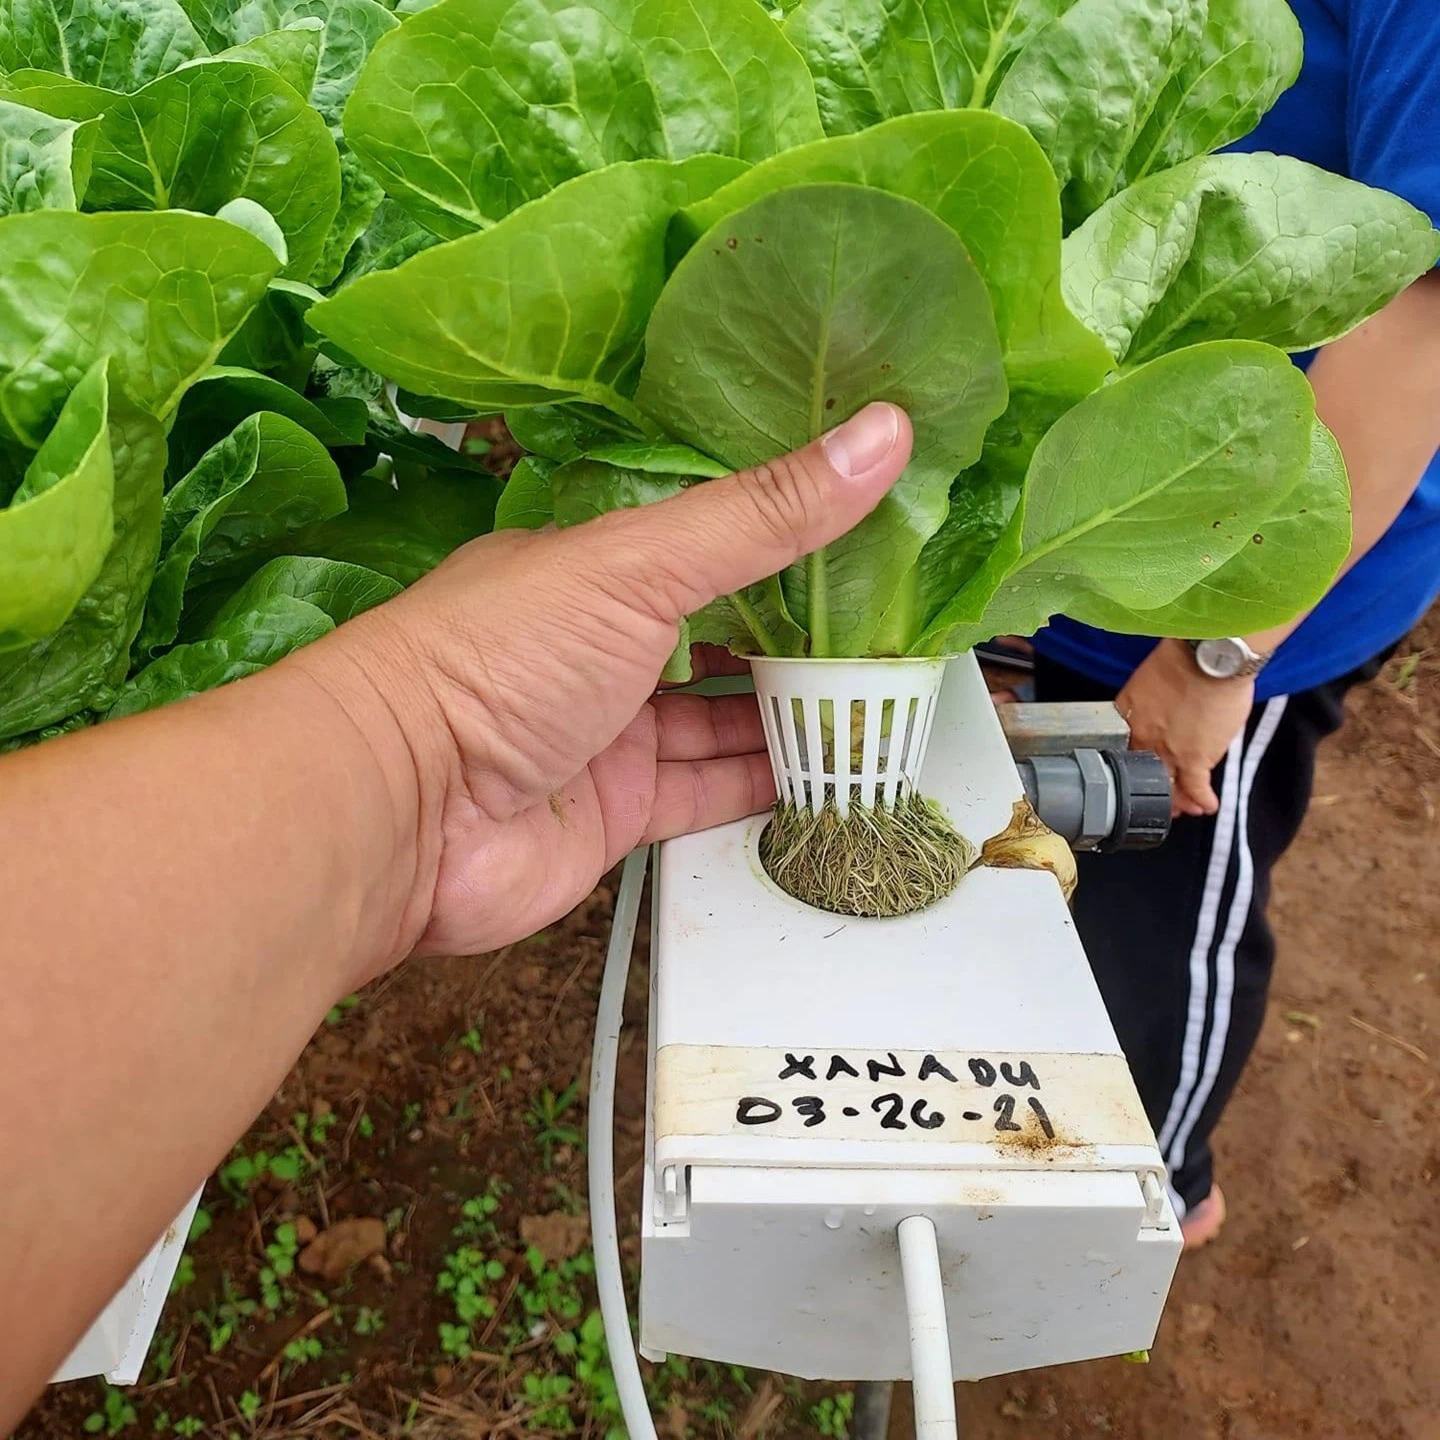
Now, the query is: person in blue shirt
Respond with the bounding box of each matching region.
[1033,0,1440,1247]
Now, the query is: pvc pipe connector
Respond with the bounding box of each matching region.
[750,657,948,816]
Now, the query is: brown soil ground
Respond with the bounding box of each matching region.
[23,614,1440,1440]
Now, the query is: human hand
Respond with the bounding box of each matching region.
[1116,640,1255,818]
[301,403,913,976]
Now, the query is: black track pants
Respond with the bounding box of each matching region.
[1032,649,1390,1213]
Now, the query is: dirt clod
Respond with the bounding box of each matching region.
[519,1211,591,1263]
[297,1217,387,1280]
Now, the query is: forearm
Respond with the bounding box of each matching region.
[0,646,418,1418]
[1247,272,1440,654]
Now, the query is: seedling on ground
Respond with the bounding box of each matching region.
[259,1221,301,1313]
[521,1372,576,1431]
[83,1386,137,1436]
[527,1080,584,1169]
[325,994,361,1026]
[811,1391,855,1438]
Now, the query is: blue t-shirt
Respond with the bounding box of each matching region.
[1036,0,1440,700]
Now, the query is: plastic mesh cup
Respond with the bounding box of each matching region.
[749,657,949,818]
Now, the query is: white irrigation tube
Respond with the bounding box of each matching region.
[898,1215,958,1440]
[588,847,658,1440]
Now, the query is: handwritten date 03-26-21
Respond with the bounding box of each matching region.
[733,1052,1056,1139]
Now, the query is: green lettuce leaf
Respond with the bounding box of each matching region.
[0,404,168,737]
[344,0,821,237]
[168,367,367,479]
[206,553,401,629]
[310,156,748,422]
[991,0,1205,232]
[1069,418,1351,637]
[0,360,112,651]
[203,19,325,94]
[1063,152,1440,366]
[0,0,207,90]
[916,341,1331,653]
[258,463,500,584]
[218,279,324,390]
[783,0,1075,130]
[1127,0,1302,184]
[0,209,279,449]
[138,411,348,653]
[0,97,95,214]
[494,455,557,531]
[47,60,343,281]
[677,110,1112,401]
[106,592,337,719]
[637,184,1007,655]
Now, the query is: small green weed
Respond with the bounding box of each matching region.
[170,1206,212,1294]
[353,1305,386,1337]
[83,1385,137,1435]
[294,1108,337,1148]
[810,1392,854,1438]
[218,1146,306,1202]
[258,1221,300,1312]
[526,1080,584,1169]
[514,1246,591,1342]
[168,1254,196,1295]
[195,1275,258,1353]
[172,1420,204,1439]
[283,1333,325,1374]
[238,1390,262,1421]
[561,1311,624,1438]
[521,1372,575,1431]
[436,1239,505,1358]
[325,994,361,1026]
[357,1112,375,1139]
[458,1026,483,1054]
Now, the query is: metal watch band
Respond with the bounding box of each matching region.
[1186,637,1271,680]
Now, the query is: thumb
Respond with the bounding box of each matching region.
[597,402,912,618]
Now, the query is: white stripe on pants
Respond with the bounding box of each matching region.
[1155,697,1290,1184]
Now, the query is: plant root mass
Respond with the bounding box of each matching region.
[759,793,975,917]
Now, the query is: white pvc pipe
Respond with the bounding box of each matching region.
[898,1215,957,1440]
[587,849,658,1440]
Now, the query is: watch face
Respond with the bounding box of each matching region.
[1195,638,1245,678]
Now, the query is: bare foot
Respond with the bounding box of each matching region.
[1180,1185,1227,1250]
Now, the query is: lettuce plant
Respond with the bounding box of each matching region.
[313,0,1438,671]
[0,0,503,747]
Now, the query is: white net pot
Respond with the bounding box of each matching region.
[749,656,949,818]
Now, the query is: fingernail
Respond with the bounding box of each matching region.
[821,402,900,478]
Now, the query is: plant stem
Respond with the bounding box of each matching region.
[728,591,782,656]
[807,549,831,656]
[867,568,919,656]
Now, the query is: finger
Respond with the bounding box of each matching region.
[652,692,765,762]
[1176,764,1220,816]
[989,689,1020,705]
[595,403,913,619]
[644,753,776,842]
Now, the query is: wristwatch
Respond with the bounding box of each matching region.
[1186,637,1271,680]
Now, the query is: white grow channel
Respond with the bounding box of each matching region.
[590,653,1183,1439]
